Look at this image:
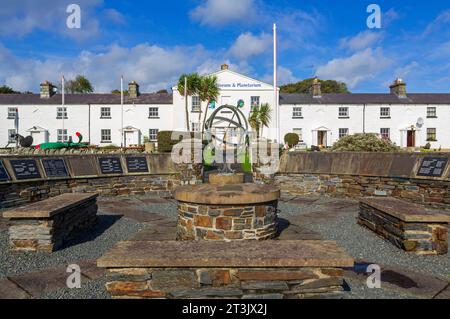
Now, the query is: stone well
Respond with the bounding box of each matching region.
[174,183,280,241]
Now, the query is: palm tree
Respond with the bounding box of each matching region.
[249,103,272,139]
[199,75,220,136]
[177,73,201,131]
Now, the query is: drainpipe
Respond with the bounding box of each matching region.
[88,104,91,144]
[363,104,366,133]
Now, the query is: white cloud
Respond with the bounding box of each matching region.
[261,66,298,85]
[190,0,255,27]
[339,31,383,51]
[229,32,272,60]
[315,48,392,88]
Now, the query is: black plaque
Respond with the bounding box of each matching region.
[99,157,123,174]
[41,158,69,178]
[0,160,11,182]
[10,159,42,180]
[126,157,149,173]
[416,157,448,178]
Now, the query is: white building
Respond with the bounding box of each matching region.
[1,64,449,149]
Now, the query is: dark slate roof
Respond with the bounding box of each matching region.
[0,93,173,105]
[280,93,450,105]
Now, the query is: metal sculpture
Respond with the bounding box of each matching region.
[36,132,86,150]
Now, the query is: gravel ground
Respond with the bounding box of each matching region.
[40,277,111,299]
[280,199,450,281]
[0,213,146,278]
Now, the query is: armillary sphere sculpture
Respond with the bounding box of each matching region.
[204,104,250,173]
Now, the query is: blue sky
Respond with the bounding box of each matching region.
[1,0,449,93]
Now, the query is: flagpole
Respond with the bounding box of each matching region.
[15,108,19,148]
[273,23,279,143]
[62,75,65,141]
[121,75,124,148]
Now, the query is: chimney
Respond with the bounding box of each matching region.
[311,77,321,98]
[221,63,229,71]
[40,81,56,99]
[128,81,140,98]
[390,78,407,98]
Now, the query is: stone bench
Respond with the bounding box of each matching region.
[2,193,98,253]
[358,197,450,255]
[97,240,354,299]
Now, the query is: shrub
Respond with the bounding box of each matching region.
[284,133,300,148]
[157,131,200,153]
[331,133,399,152]
[423,142,431,150]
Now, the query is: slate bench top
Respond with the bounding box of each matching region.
[2,193,99,219]
[360,197,450,223]
[97,240,354,268]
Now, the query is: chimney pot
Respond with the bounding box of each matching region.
[128,81,140,98]
[40,81,56,99]
[221,63,229,70]
[311,77,322,98]
[390,78,407,98]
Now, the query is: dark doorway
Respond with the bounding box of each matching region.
[407,130,416,147]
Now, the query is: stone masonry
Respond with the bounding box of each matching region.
[358,197,449,255]
[3,193,98,253]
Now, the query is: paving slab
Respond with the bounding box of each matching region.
[0,278,30,299]
[433,285,450,299]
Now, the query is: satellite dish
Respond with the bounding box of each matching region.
[416,117,424,127]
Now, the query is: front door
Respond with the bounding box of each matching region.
[125,131,136,147]
[317,131,327,147]
[407,130,415,147]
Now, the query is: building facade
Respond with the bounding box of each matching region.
[1,64,449,149]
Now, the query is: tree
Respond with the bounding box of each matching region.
[280,78,349,94]
[249,103,272,139]
[177,73,201,131]
[0,85,19,94]
[66,75,94,93]
[157,89,169,94]
[111,89,129,94]
[199,75,220,135]
[331,133,399,152]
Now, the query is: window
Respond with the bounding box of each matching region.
[149,107,159,118]
[7,107,17,119]
[57,129,68,142]
[100,107,111,119]
[251,96,260,109]
[192,96,201,112]
[427,107,437,118]
[427,128,437,141]
[380,128,390,140]
[101,129,111,143]
[293,128,303,142]
[191,122,200,132]
[57,107,68,119]
[338,107,349,118]
[8,129,16,143]
[149,129,159,141]
[339,128,349,139]
[380,107,390,118]
[292,107,302,118]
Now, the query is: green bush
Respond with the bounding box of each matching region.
[423,142,431,150]
[331,133,399,152]
[284,133,300,148]
[157,131,200,153]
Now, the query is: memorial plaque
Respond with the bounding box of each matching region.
[416,157,448,178]
[67,156,98,177]
[99,157,123,175]
[126,157,149,173]
[0,160,11,182]
[41,158,69,178]
[9,159,42,180]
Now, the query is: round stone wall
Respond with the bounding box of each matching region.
[176,201,278,241]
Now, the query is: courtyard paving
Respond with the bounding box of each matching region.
[0,195,448,299]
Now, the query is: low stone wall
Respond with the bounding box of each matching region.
[176,202,278,241]
[105,267,345,299]
[275,174,450,208]
[3,193,98,253]
[0,174,179,209]
[358,198,449,255]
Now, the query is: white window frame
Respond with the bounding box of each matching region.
[8,129,16,143]
[339,128,349,139]
[380,107,390,118]
[101,129,111,143]
[338,107,349,118]
[7,107,17,119]
[427,128,437,141]
[149,107,159,118]
[100,107,111,119]
[380,128,390,140]
[57,129,68,143]
[427,107,437,118]
[149,129,159,142]
[251,96,260,109]
[191,96,201,112]
[57,107,68,119]
[292,107,302,118]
